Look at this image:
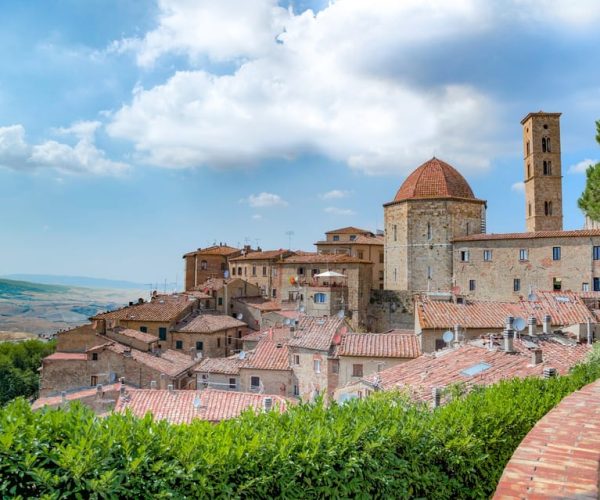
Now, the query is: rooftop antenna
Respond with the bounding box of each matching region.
[285,230,294,250]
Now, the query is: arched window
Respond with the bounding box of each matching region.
[200,260,208,270]
[542,137,547,152]
[548,201,553,215]
[547,160,552,175]
[544,201,549,216]
[526,141,530,155]
[528,203,532,217]
[547,138,551,152]
[543,161,548,175]
[527,163,531,178]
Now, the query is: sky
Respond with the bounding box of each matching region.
[1,0,600,285]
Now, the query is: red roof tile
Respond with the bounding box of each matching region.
[43,352,87,361]
[234,297,281,312]
[229,249,293,262]
[388,158,481,204]
[183,245,241,258]
[315,234,384,246]
[282,254,371,264]
[93,294,196,322]
[336,333,421,359]
[453,228,600,242]
[243,338,290,371]
[325,226,373,235]
[114,388,291,423]
[175,312,246,333]
[32,383,122,410]
[287,316,347,351]
[195,355,246,375]
[111,327,157,343]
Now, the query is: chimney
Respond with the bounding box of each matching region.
[503,320,515,353]
[506,316,515,330]
[531,348,543,365]
[190,347,197,361]
[528,316,537,336]
[263,397,273,411]
[431,387,442,409]
[168,384,174,393]
[160,373,167,389]
[96,384,104,399]
[543,315,551,335]
[453,324,461,342]
[543,367,557,379]
[150,380,157,389]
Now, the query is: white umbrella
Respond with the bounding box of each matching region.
[314,271,347,278]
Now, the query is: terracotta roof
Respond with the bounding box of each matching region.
[243,338,290,371]
[325,226,373,235]
[362,337,590,402]
[183,245,241,258]
[454,228,600,242]
[32,383,122,410]
[114,388,291,423]
[229,249,292,262]
[102,343,198,378]
[315,234,384,246]
[335,333,421,359]
[174,312,246,333]
[93,295,196,322]
[287,316,347,351]
[43,352,87,361]
[417,291,596,330]
[111,327,157,344]
[183,291,213,300]
[194,277,257,293]
[388,157,481,204]
[234,297,281,312]
[282,253,371,264]
[195,355,246,375]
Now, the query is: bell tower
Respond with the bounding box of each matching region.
[521,111,563,232]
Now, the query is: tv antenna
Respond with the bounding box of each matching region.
[285,230,294,250]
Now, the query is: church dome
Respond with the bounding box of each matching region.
[393,157,476,202]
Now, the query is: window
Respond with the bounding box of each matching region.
[379,270,384,280]
[91,375,98,386]
[393,224,397,242]
[238,330,242,338]
[217,337,221,348]
[469,280,476,291]
[314,293,327,303]
[332,235,340,241]
[175,340,183,349]
[313,359,321,373]
[435,339,446,351]
[92,353,98,361]
[272,288,277,298]
[553,278,562,291]
[466,222,470,235]
[352,364,364,377]
[229,378,236,389]
[200,260,208,270]
[583,283,590,292]
[312,268,320,276]
[547,138,551,152]
[196,341,204,351]
[427,222,432,240]
[357,250,364,259]
[250,376,260,389]
[218,297,223,306]
[594,246,600,260]
[552,247,561,261]
[272,268,277,277]
[237,267,242,275]
[460,250,469,262]
[244,267,247,276]
[140,326,148,333]
[293,354,300,365]
[159,327,167,341]
[232,267,236,276]
[594,278,600,292]
[293,385,300,396]
[349,235,357,241]
[527,163,531,178]
[514,279,521,292]
[427,266,432,280]
[252,266,256,276]
[262,266,267,276]
[543,160,552,175]
[519,249,528,261]
[298,267,305,275]
[526,140,530,155]
[227,336,232,345]
[528,203,532,217]
[544,201,549,216]
[483,250,492,262]
[542,137,547,152]
[379,252,384,264]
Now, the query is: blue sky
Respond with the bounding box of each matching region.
[1,0,600,284]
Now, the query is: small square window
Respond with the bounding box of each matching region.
[349,235,357,241]
[594,278,600,292]
[229,378,236,389]
[552,247,561,261]
[483,250,492,262]
[519,249,528,261]
[92,353,98,361]
[332,235,340,241]
[553,278,562,291]
[469,279,476,291]
[251,376,260,389]
[158,327,167,341]
[175,340,183,349]
[196,341,204,350]
[460,250,469,262]
[514,278,521,292]
[293,354,300,365]
[583,283,590,292]
[140,326,148,333]
[218,297,223,306]
[352,364,363,377]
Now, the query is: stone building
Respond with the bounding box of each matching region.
[315,227,384,290]
[183,244,242,290]
[193,277,262,316]
[228,249,294,298]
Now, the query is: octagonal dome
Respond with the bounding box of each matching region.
[393,157,476,202]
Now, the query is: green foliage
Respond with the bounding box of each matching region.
[578,119,600,221]
[0,360,599,499]
[0,340,55,405]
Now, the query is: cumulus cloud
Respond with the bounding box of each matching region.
[324,207,356,216]
[568,158,599,174]
[320,189,352,200]
[0,122,129,176]
[106,0,600,175]
[241,192,288,208]
[511,181,525,193]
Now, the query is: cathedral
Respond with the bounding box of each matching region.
[383,112,600,301]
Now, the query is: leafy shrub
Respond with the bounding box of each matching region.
[0,360,599,499]
[0,339,55,405]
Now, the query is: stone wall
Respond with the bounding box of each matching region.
[239,368,294,397]
[366,290,415,332]
[170,327,245,357]
[337,355,409,389]
[56,324,103,352]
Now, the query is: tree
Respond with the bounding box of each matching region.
[577,120,600,222]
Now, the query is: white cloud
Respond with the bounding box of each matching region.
[320,189,351,200]
[107,0,600,175]
[324,206,356,216]
[252,214,263,220]
[511,181,525,193]
[0,122,129,176]
[568,158,599,174]
[241,192,288,208]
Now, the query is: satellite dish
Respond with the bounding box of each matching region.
[442,330,454,343]
[238,351,246,360]
[283,318,291,326]
[528,292,538,302]
[513,317,526,332]
[236,313,243,320]
[193,394,201,409]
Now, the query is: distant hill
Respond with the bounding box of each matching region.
[0,278,69,298]
[1,274,147,290]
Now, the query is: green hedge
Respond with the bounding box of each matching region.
[1,359,599,499]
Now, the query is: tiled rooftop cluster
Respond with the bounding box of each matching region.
[93,294,196,322]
